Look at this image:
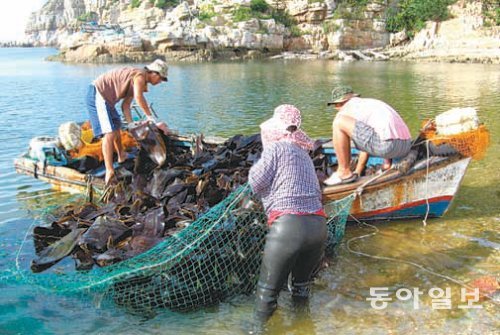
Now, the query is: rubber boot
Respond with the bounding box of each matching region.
[254,284,279,322]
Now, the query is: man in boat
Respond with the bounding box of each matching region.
[324,84,412,186]
[249,104,327,324]
[85,59,169,184]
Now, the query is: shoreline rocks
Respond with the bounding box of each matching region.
[26,0,499,65]
[45,44,498,65]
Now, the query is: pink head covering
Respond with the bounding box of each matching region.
[260,104,315,151]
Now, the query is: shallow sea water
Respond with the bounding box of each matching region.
[0,48,498,334]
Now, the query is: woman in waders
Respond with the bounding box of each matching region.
[249,104,327,325]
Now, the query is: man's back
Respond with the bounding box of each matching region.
[94,67,143,105]
[340,97,411,140]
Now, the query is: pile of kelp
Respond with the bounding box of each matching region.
[30,123,333,273]
[31,123,282,273]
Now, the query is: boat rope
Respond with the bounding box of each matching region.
[32,161,38,179]
[16,205,59,280]
[99,183,113,203]
[356,138,435,226]
[422,140,431,226]
[345,215,500,305]
[85,174,94,203]
[355,168,392,196]
[16,221,39,279]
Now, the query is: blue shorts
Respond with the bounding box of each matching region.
[85,84,121,138]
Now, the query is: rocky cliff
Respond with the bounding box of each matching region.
[25,0,499,63]
[384,1,500,63]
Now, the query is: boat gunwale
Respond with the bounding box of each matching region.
[15,149,469,203]
[322,155,468,201]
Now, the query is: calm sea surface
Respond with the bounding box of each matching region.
[0,48,498,334]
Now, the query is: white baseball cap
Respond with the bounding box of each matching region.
[145,59,168,81]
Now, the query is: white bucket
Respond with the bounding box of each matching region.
[59,121,82,151]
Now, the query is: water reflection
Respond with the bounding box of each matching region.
[264,301,318,335]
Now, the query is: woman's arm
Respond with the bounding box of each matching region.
[248,145,277,195]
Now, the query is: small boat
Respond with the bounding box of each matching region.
[322,145,471,221]
[15,154,106,194]
[322,106,489,221]
[14,134,472,222]
[13,134,212,195]
[14,134,193,195]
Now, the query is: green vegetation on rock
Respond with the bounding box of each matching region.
[77,12,97,22]
[232,0,272,22]
[338,0,369,6]
[155,0,167,8]
[233,6,256,22]
[199,4,216,22]
[270,8,296,28]
[133,0,178,9]
[290,25,303,37]
[250,0,269,13]
[154,0,179,9]
[386,0,456,37]
[333,0,370,20]
[482,0,500,26]
[322,20,341,34]
[230,0,296,28]
[131,0,142,9]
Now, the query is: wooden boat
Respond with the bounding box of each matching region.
[322,153,471,221]
[15,153,106,194]
[14,135,471,222]
[14,135,207,195]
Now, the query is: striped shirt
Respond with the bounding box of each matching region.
[248,141,323,216]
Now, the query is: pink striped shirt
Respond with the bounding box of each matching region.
[339,97,411,140]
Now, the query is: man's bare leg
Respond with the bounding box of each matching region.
[332,115,357,179]
[113,130,127,163]
[383,158,392,170]
[355,151,369,176]
[102,131,118,185]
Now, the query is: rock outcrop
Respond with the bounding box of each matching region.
[26,0,500,63]
[384,1,500,63]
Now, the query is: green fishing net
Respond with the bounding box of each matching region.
[5,185,354,313]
